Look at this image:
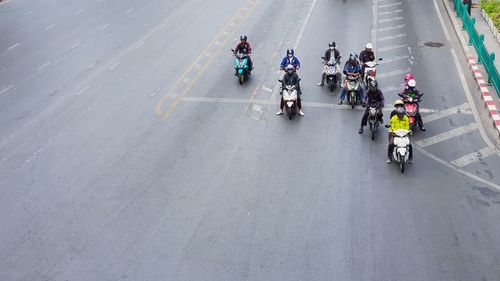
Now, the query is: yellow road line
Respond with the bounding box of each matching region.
[155,0,261,119]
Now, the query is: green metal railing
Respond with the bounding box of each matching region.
[454,0,500,97]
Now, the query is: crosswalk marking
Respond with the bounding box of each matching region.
[423,103,471,123]
[415,123,478,147]
[451,147,499,167]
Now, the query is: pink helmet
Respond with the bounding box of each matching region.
[404,73,414,81]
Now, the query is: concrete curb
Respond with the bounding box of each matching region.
[442,0,500,138]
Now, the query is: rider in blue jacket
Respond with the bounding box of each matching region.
[338,53,364,105]
[280,48,301,70]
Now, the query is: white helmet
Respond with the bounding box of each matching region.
[365,43,373,49]
[408,79,416,87]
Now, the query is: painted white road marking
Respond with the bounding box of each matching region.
[415,123,478,147]
[108,62,119,70]
[71,42,81,49]
[7,43,20,50]
[379,2,402,8]
[76,85,90,96]
[378,44,407,52]
[378,9,402,16]
[379,55,410,64]
[378,24,405,32]
[451,147,499,167]
[378,33,406,41]
[423,103,472,123]
[379,17,404,23]
[125,9,134,14]
[377,68,410,78]
[23,10,32,15]
[38,62,51,70]
[87,62,96,69]
[101,23,111,30]
[0,0,11,6]
[0,85,14,97]
[74,9,84,15]
[45,24,55,30]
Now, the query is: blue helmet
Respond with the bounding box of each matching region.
[287,48,294,57]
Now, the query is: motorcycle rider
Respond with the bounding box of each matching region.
[280,48,301,70]
[317,41,341,86]
[338,53,364,105]
[387,107,413,164]
[400,73,414,93]
[359,79,384,134]
[276,64,304,116]
[401,79,425,131]
[233,35,253,74]
[359,43,376,80]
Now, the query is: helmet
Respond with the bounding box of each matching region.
[404,73,414,81]
[287,48,294,57]
[240,35,247,41]
[349,53,357,62]
[285,64,295,74]
[394,99,404,107]
[368,79,378,91]
[396,106,406,116]
[329,41,336,48]
[365,43,373,49]
[408,79,416,87]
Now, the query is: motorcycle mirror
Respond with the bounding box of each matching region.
[231,49,234,52]
[397,93,403,97]
[378,58,383,61]
[420,92,424,96]
[384,125,391,128]
[321,56,325,60]
[278,79,282,83]
[298,78,301,82]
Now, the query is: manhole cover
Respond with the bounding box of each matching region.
[423,41,445,48]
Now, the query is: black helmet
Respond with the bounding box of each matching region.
[287,48,294,57]
[349,53,357,61]
[240,35,247,41]
[329,41,336,48]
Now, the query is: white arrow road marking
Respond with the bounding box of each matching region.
[451,147,500,168]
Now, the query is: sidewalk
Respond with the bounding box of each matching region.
[442,0,500,138]
[471,6,500,76]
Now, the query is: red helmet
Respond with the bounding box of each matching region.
[404,73,414,81]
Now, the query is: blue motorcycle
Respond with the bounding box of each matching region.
[231,49,250,84]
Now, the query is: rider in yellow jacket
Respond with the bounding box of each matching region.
[387,107,413,163]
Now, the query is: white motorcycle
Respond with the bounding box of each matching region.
[322,56,342,92]
[391,129,412,173]
[363,58,382,86]
[279,80,300,120]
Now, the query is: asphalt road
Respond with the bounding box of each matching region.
[1,0,500,280]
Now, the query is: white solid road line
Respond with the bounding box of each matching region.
[415,123,478,147]
[38,61,51,70]
[76,85,90,96]
[451,147,500,168]
[45,24,55,30]
[7,43,20,50]
[424,103,471,123]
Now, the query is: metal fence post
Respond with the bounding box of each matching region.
[488,52,495,85]
[478,34,485,64]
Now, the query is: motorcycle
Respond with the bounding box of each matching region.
[231,49,250,85]
[321,56,342,92]
[390,129,412,173]
[345,73,361,109]
[398,93,423,132]
[363,58,382,86]
[367,105,382,140]
[278,78,300,120]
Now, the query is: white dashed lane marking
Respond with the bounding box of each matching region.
[45,24,56,30]
[424,103,471,123]
[378,44,408,52]
[7,43,20,50]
